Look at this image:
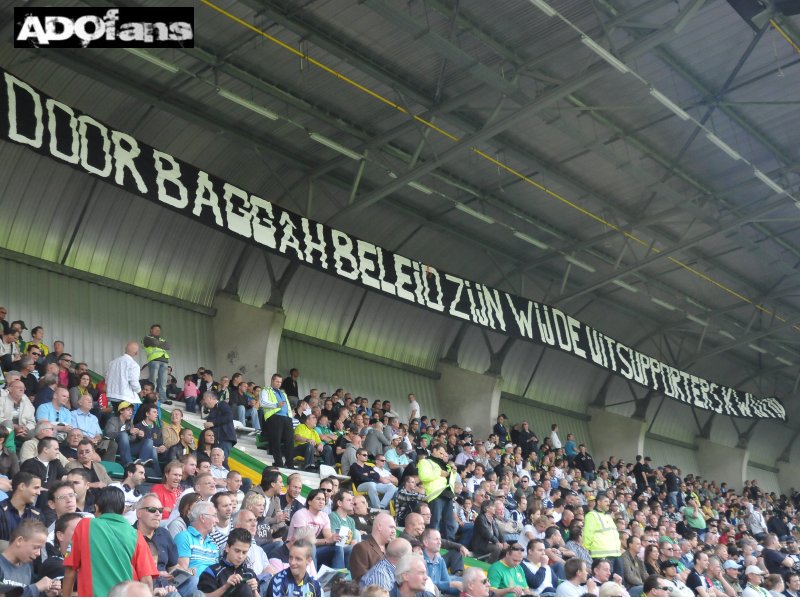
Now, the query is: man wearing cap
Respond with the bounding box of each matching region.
[742,565,769,597]
[110,402,153,466]
[720,560,743,595]
[454,442,475,467]
[105,343,142,412]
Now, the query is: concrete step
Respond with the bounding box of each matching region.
[162,400,327,491]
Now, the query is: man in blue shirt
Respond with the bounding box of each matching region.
[174,500,219,591]
[422,527,462,595]
[35,387,73,437]
[71,395,101,444]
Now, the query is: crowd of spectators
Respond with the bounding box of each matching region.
[1,305,800,597]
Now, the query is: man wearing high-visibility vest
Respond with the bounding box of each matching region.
[259,373,294,468]
[143,324,170,409]
[583,492,622,577]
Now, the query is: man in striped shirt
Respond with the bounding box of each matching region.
[360,537,412,590]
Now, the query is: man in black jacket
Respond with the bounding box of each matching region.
[203,392,236,458]
[19,438,65,509]
[573,445,596,480]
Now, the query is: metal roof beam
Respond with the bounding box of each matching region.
[329,8,700,219]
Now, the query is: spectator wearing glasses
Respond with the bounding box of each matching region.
[642,574,673,597]
[56,353,77,390]
[349,449,397,510]
[461,566,491,597]
[65,438,111,489]
[23,327,48,365]
[133,493,187,593]
[174,499,220,589]
[14,355,38,398]
[42,481,81,532]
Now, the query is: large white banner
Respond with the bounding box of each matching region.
[0,69,786,420]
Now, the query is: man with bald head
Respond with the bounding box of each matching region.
[349,511,397,581]
[105,342,142,412]
[361,537,413,590]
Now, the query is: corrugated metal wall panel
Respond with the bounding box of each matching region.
[710,415,742,449]
[646,399,698,445]
[745,466,780,494]
[747,423,793,468]
[604,377,636,417]
[237,250,273,308]
[283,267,363,345]
[0,145,239,307]
[501,342,546,397]
[281,267,455,370]
[0,258,213,382]
[277,337,439,417]
[519,351,602,413]
[345,294,454,371]
[643,438,700,476]
[457,327,491,374]
[498,397,592,450]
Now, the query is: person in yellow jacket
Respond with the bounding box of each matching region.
[418,443,458,541]
[143,324,170,407]
[583,493,622,576]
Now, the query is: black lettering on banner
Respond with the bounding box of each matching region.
[0,68,786,421]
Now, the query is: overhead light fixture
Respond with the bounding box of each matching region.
[651,297,677,311]
[748,343,767,354]
[611,279,638,293]
[387,171,398,179]
[217,88,279,120]
[775,356,794,366]
[513,231,549,249]
[581,35,630,74]
[529,0,558,17]
[718,330,736,340]
[706,132,742,161]
[753,169,785,194]
[308,132,362,161]
[455,203,496,225]
[649,88,690,121]
[125,49,180,73]
[687,314,708,327]
[564,255,596,273]
[408,181,434,195]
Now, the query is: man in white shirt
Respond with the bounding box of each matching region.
[407,393,420,424]
[105,342,142,409]
[110,462,146,523]
[522,540,558,596]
